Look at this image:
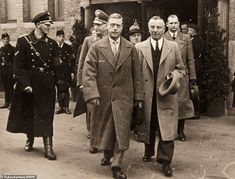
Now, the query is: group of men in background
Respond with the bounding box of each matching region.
[1,8,204,179]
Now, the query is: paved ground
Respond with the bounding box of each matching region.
[1,100,235,179]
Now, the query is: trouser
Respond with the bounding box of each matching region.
[57,90,70,108]
[103,139,124,168]
[86,107,91,132]
[192,96,200,117]
[145,115,174,164]
[178,119,185,133]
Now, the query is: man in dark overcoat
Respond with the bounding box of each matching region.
[0,33,15,108]
[165,14,196,141]
[6,11,58,160]
[135,16,185,177]
[75,9,108,154]
[82,13,144,179]
[55,29,74,114]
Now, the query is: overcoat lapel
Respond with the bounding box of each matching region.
[98,36,116,69]
[116,37,132,70]
[141,38,153,73]
[159,38,171,65]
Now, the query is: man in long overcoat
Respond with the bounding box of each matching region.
[82,13,143,179]
[135,16,185,177]
[6,11,58,160]
[75,9,108,154]
[165,14,196,141]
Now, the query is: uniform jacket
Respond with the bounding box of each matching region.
[77,35,100,86]
[135,37,185,142]
[165,31,196,119]
[82,36,144,150]
[6,30,58,137]
[55,42,74,92]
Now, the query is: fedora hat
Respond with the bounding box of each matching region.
[190,84,199,99]
[159,72,181,97]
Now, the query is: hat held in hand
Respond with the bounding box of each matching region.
[159,72,181,97]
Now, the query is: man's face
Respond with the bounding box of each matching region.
[129,33,142,45]
[2,37,10,46]
[94,23,107,36]
[56,35,65,44]
[148,19,165,41]
[188,27,194,37]
[107,18,123,40]
[167,17,180,33]
[38,22,51,34]
[181,24,188,34]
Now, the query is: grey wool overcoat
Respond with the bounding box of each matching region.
[82,36,144,150]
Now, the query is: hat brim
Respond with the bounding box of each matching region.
[159,75,180,97]
[128,29,142,36]
[39,20,54,24]
[190,85,199,99]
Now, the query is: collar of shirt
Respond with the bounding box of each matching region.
[57,42,64,48]
[109,36,120,50]
[169,31,178,38]
[150,37,163,50]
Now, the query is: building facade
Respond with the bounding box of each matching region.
[0,0,235,107]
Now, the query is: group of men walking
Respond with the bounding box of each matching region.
[2,8,201,179]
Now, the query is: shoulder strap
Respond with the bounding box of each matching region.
[24,35,48,68]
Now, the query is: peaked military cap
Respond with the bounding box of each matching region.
[32,10,53,24]
[93,9,109,24]
[56,30,65,36]
[128,19,141,36]
[1,33,10,39]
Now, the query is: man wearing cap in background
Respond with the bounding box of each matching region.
[188,23,204,118]
[55,29,74,115]
[135,16,185,177]
[75,9,108,154]
[6,10,58,160]
[0,33,15,109]
[165,14,196,141]
[128,19,142,45]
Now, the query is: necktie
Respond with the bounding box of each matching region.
[172,33,176,40]
[112,41,118,56]
[155,41,159,51]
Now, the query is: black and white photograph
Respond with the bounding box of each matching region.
[0,0,235,179]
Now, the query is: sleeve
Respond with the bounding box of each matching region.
[82,43,100,103]
[77,37,89,86]
[186,35,197,80]
[14,37,31,91]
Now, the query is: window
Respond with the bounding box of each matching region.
[55,0,64,21]
[6,0,17,22]
[30,0,41,20]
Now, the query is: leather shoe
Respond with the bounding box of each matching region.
[24,139,34,152]
[143,155,152,162]
[178,131,186,141]
[89,147,98,154]
[101,157,111,166]
[64,107,71,114]
[162,162,173,177]
[55,108,65,114]
[112,167,127,179]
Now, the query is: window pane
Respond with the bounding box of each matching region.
[6,0,17,21]
[58,0,64,20]
[30,0,41,19]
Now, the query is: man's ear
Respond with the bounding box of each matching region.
[35,22,40,28]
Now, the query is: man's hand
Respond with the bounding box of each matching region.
[88,98,100,106]
[24,86,33,93]
[189,79,197,88]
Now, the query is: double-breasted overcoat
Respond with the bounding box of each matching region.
[82,36,144,150]
[135,37,185,143]
[165,31,196,119]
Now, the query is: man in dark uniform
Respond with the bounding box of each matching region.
[76,9,108,154]
[6,11,58,160]
[0,33,15,108]
[55,29,74,114]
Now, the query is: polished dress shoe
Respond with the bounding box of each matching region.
[24,139,34,152]
[64,107,72,114]
[162,162,173,177]
[143,155,152,162]
[178,131,186,141]
[112,167,127,179]
[89,147,98,154]
[101,157,111,166]
[55,108,65,114]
